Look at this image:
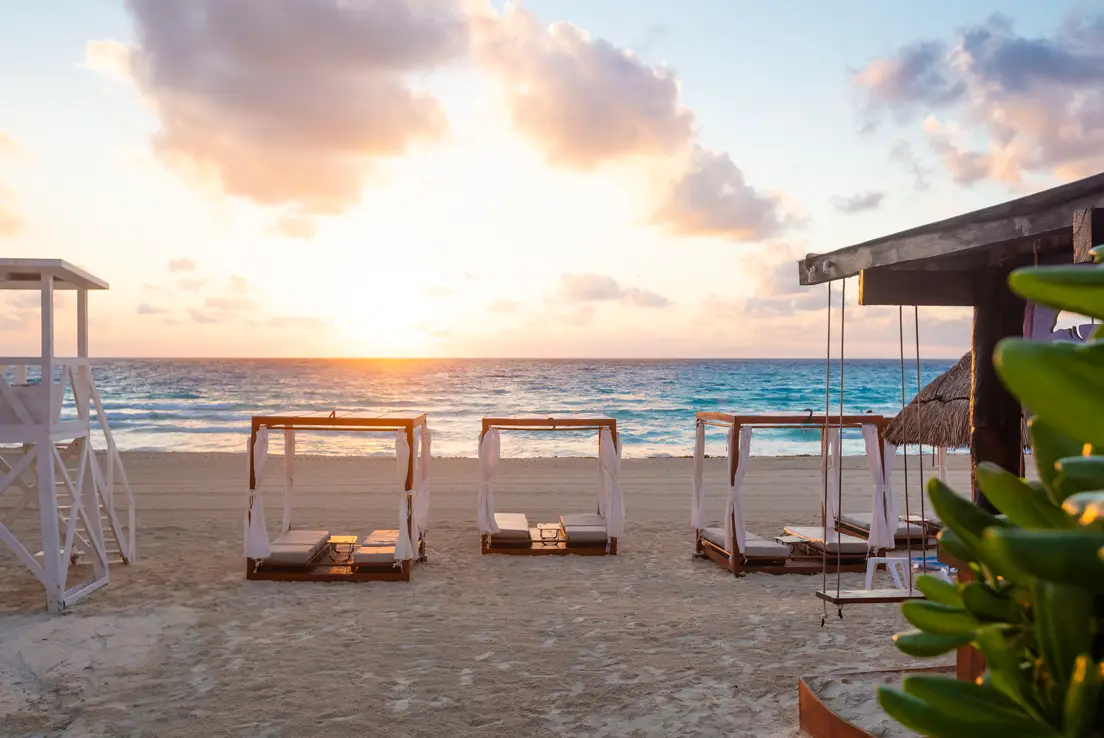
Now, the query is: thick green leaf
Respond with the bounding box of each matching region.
[1062,656,1103,736]
[1008,265,1104,320]
[892,628,974,657]
[973,625,1049,721]
[1061,490,1104,530]
[901,674,1038,726]
[1028,419,1086,505]
[1034,581,1095,690]
[982,528,1104,590]
[928,477,1010,550]
[960,581,1022,623]
[1053,457,1104,503]
[937,527,978,566]
[901,600,979,635]
[914,573,964,607]
[975,463,1073,530]
[877,688,1059,738]
[994,340,1104,449]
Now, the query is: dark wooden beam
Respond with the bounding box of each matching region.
[1073,207,1104,263]
[969,268,1024,514]
[858,268,979,306]
[799,172,1104,285]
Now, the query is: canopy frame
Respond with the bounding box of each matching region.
[479,414,622,556]
[244,410,429,582]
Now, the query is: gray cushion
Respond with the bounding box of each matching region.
[273,529,329,549]
[560,513,604,528]
[562,524,607,543]
[361,529,399,547]
[784,526,868,555]
[266,543,322,565]
[353,544,396,564]
[702,527,790,558]
[492,513,530,539]
[840,512,925,537]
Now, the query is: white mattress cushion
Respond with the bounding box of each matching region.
[492,513,530,539]
[702,527,790,558]
[273,529,330,549]
[353,544,396,564]
[560,513,604,528]
[362,529,399,547]
[562,524,607,543]
[266,543,322,565]
[784,526,868,555]
[840,512,926,537]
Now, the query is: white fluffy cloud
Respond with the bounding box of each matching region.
[856,13,1104,184]
[102,0,469,214]
[558,273,670,308]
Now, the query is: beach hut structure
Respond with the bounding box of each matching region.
[244,410,430,582]
[795,173,1104,687]
[691,412,886,577]
[478,414,623,555]
[0,259,135,612]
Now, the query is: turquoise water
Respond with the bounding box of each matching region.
[68,359,955,457]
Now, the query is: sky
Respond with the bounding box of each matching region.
[0,0,1099,359]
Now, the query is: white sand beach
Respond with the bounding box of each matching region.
[0,452,967,737]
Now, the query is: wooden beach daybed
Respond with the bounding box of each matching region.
[692,413,891,575]
[244,410,431,583]
[478,415,623,556]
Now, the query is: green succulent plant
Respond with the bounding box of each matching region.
[877,244,1104,737]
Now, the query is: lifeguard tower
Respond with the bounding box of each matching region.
[0,259,135,612]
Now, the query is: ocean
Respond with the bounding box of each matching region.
[70,358,956,458]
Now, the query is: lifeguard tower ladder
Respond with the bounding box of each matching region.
[0,259,135,612]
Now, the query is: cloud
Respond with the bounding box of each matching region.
[855,13,1104,184]
[651,146,786,241]
[558,273,670,308]
[187,307,218,324]
[472,4,694,169]
[106,0,469,213]
[889,140,931,190]
[229,275,250,292]
[832,191,885,214]
[136,302,168,315]
[205,297,256,311]
[177,278,206,292]
[83,39,131,80]
[739,243,825,317]
[168,258,196,273]
[267,316,329,329]
[0,135,23,237]
[472,4,786,243]
[487,299,519,314]
[268,213,316,240]
[423,285,454,298]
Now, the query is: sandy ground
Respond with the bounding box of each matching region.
[0,452,970,737]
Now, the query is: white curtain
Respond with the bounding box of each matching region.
[821,427,842,530]
[599,427,624,538]
[244,428,271,558]
[690,422,706,529]
[861,424,895,550]
[883,439,899,533]
[394,430,415,561]
[597,431,608,519]
[723,426,752,555]
[412,426,432,546]
[282,429,295,533]
[477,429,501,534]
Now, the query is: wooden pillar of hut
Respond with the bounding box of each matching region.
[956,268,1026,682]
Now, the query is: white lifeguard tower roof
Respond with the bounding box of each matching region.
[0,259,109,290]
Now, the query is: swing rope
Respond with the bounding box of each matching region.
[914,306,926,578]
[899,306,913,590]
[821,280,833,626]
[836,278,846,612]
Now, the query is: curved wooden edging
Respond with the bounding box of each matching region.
[798,666,954,738]
[798,678,874,738]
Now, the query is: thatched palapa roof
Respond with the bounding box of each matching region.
[884,353,971,449]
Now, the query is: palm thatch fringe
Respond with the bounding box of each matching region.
[885,353,971,449]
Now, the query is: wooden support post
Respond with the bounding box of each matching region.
[959,269,1025,682]
[1073,208,1104,263]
